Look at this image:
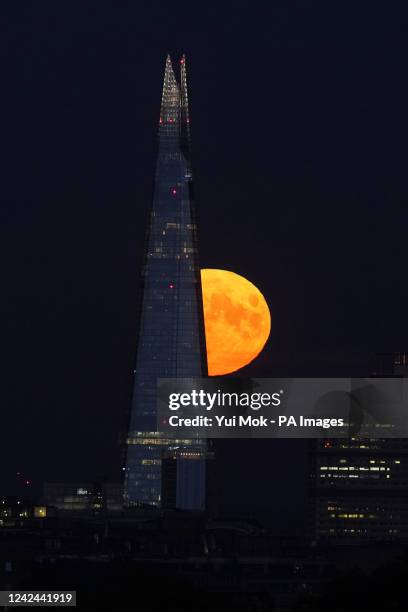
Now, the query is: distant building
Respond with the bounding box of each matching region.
[43,482,123,514]
[375,351,408,377]
[310,352,408,543]
[161,447,216,511]
[0,497,50,527]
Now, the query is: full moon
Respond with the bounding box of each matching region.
[200,269,271,376]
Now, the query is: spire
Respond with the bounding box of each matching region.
[180,54,189,119]
[179,54,192,159]
[159,55,180,124]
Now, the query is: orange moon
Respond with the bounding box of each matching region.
[200,269,271,376]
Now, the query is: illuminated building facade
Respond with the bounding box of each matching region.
[310,353,408,542]
[124,55,207,508]
[0,498,46,527]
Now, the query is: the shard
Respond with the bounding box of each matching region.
[124,55,208,508]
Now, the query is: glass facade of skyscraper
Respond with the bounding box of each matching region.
[124,56,207,507]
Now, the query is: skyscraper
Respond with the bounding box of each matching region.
[310,353,408,543]
[124,55,207,508]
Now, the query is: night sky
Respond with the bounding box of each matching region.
[2,2,408,530]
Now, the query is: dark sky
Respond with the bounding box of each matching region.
[1,2,408,528]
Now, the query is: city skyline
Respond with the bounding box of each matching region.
[2,4,408,528]
[2,4,408,607]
